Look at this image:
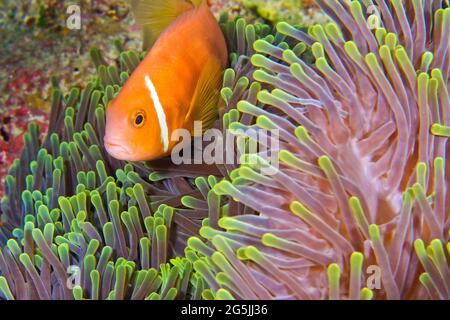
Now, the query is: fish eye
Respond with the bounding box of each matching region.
[133,112,145,127]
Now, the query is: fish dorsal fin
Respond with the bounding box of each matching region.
[190,0,209,6]
[130,0,195,51]
[185,58,223,135]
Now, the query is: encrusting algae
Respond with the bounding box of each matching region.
[0,0,449,300]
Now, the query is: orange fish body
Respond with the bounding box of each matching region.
[105,0,228,161]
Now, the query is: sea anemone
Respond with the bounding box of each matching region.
[0,0,449,300]
[186,0,450,300]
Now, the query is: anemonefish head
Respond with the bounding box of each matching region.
[104,77,167,162]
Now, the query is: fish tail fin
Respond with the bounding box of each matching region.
[130,0,196,51]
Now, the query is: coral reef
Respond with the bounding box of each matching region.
[0,0,449,300]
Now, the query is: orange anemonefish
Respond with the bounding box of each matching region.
[104,0,228,161]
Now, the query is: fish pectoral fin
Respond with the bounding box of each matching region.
[130,0,195,51]
[185,58,223,135]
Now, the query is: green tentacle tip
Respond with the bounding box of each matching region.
[73,286,84,300]
[250,54,269,68]
[310,24,326,39]
[256,115,278,130]
[0,277,14,300]
[418,72,430,87]
[237,100,256,113]
[431,68,444,81]
[349,196,363,214]
[414,239,427,258]
[294,126,309,142]
[181,195,199,208]
[7,239,21,256]
[350,252,364,269]
[379,45,392,61]
[411,183,426,198]
[434,157,444,170]
[419,272,434,291]
[324,22,342,40]
[235,247,247,261]
[327,263,340,278]
[315,57,330,73]
[394,46,409,63]
[217,217,234,230]
[261,233,283,249]
[220,87,233,104]
[290,63,306,79]
[199,226,219,240]
[360,288,374,300]
[253,69,274,83]
[429,239,446,263]
[252,39,271,52]
[327,263,340,299]
[223,67,235,81]
[278,149,294,163]
[283,49,300,64]
[368,224,381,242]
[318,155,333,172]
[344,41,361,60]
[276,21,292,34]
[145,292,161,300]
[215,289,235,300]
[212,180,235,196]
[312,43,325,59]
[431,124,450,137]
[420,51,434,71]
[384,33,397,49]
[365,52,379,70]
[242,246,263,262]
[290,201,312,219]
[416,162,427,187]
[163,287,177,300]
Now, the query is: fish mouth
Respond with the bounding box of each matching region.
[104,140,124,149]
[104,139,132,160]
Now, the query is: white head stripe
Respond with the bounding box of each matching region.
[144,75,169,152]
